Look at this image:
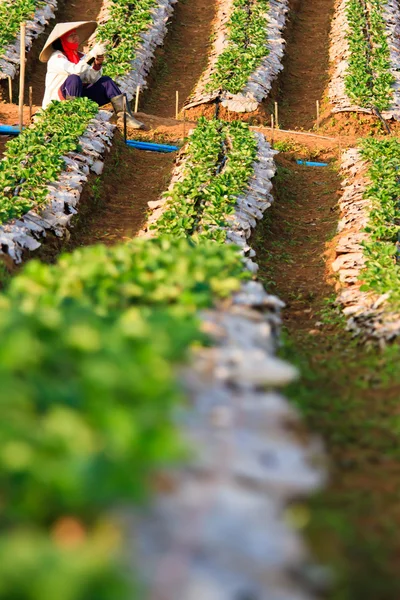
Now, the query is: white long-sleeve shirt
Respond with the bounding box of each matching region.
[42,51,103,108]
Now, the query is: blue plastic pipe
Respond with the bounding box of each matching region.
[126,139,179,153]
[296,160,328,167]
[0,124,21,135]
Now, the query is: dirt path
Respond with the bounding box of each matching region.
[252,151,400,599]
[277,0,336,130]
[65,133,176,249]
[141,0,217,117]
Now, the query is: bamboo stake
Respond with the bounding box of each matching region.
[175,91,179,120]
[29,86,33,121]
[270,113,274,147]
[7,76,12,104]
[316,100,320,130]
[274,102,279,128]
[134,85,140,113]
[182,107,186,139]
[123,95,127,143]
[18,23,26,132]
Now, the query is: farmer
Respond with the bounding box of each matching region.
[39,21,144,129]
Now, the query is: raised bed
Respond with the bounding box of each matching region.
[183,0,289,115]
[329,0,400,119]
[0,0,58,80]
[134,118,325,598]
[334,139,400,341]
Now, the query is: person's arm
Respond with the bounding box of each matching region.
[48,52,92,78]
[85,56,103,83]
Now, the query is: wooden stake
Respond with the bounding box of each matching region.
[29,86,33,121]
[134,85,140,113]
[123,95,127,144]
[18,23,26,132]
[7,76,12,104]
[316,100,320,130]
[274,101,279,128]
[270,113,275,147]
[175,91,179,120]
[182,107,186,139]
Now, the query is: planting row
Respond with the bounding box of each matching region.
[137,119,324,599]
[0,236,249,598]
[0,0,57,80]
[93,0,176,101]
[0,98,115,263]
[329,0,400,118]
[143,117,275,261]
[334,138,400,340]
[184,0,288,114]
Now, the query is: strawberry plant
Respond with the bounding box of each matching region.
[153,118,257,241]
[96,0,158,79]
[345,0,394,112]
[206,0,270,95]
[0,98,98,225]
[0,0,45,58]
[356,137,400,305]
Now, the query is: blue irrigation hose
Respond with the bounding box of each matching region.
[126,140,179,153]
[296,160,328,167]
[0,125,21,135]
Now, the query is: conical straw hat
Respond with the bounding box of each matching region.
[39,21,98,63]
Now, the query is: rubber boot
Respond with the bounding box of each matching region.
[111,94,144,130]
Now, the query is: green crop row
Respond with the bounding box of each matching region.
[357,137,400,305]
[206,0,270,95]
[153,118,258,242]
[96,0,158,79]
[345,0,394,112]
[0,0,44,59]
[0,236,247,598]
[0,98,98,226]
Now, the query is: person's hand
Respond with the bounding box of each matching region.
[86,42,108,61]
[94,54,105,66]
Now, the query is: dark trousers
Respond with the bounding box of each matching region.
[60,74,122,106]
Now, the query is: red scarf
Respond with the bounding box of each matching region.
[60,31,80,64]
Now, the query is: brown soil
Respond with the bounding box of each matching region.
[0,102,39,126]
[252,152,340,329]
[320,110,400,137]
[132,112,195,143]
[141,0,217,117]
[184,101,270,125]
[63,132,176,249]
